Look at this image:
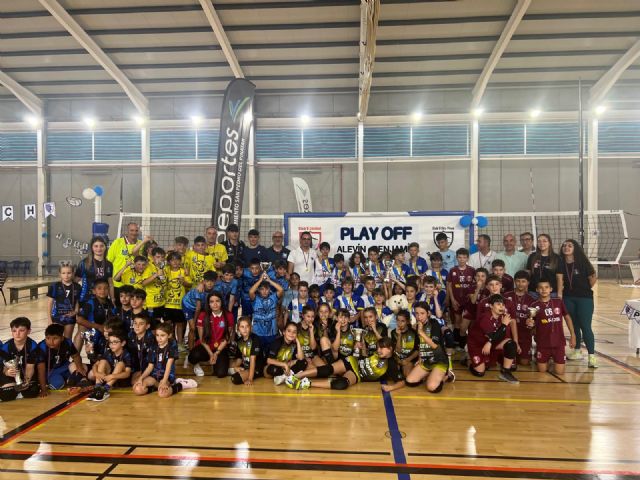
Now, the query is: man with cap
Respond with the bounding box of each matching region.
[221,224,245,265]
[241,229,268,265]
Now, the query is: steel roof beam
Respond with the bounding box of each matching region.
[198,0,244,78]
[590,38,640,106]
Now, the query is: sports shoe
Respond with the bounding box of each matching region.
[176,378,198,389]
[297,377,311,390]
[567,349,583,361]
[193,364,205,377]
[227,368,236,376]
[446,370,456,383]
[183,356,189,368]
[178,344,187,353]
[87,385,110,402]
[498,368,519,385]
[273,374,287,386]
[588,354,598,369]
[285,374,301,389]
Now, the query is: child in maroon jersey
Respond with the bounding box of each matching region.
[527,280,576,375]
[457,268,488,356]
[467,295,519,384]
[509,271,536,366]
[446,248,475,348]
[491,259,514,293]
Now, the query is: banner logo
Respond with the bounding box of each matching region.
[229,97,251,122]
[292,177,313,213]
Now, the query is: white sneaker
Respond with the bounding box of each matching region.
[298,377,311,390]
[183,357,189,368]
[227,368,236,376]
[193,364,205,377]
[567,349,583,361]
[273,374,287,385]
[176,378,198,389]
[588,354,598,369]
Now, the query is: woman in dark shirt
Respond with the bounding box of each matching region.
[526,234,562,296]
[558,239,597,368]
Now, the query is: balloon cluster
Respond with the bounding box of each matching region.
[459,214,489,254]
[82,185,104,200]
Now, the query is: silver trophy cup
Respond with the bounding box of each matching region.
[351,327,365,358]
[527,306,539,329]
[260,262,272,272]
[383,260,394,283]
[83,328,97,354]
[4,357,23,386]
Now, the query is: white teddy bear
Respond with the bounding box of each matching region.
[382,294,410,330]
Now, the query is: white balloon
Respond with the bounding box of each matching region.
[82,187,96,200]
[471,217,479,225]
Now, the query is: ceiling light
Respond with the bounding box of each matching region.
[411,111,423,122]
[83,117,96,129]
[300,114,310,126]
[529,108,541,119]
[472,107,484,118]
[25,115,42,128]
[133,115,147,127]
[594,105,606,116]
[191,115,203,127]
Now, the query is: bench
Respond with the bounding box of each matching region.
[9,280,52,304]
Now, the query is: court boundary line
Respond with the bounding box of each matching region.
[0,393,88,447]
[595,349,640,377]
[406,451,640,465]
[96,445,136,480]
[1,449,640,479]
[381,381,409,480]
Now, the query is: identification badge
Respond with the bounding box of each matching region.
[122,249,129,256]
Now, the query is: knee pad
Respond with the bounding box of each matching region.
[231,373,243,385]
[330,377,350,390]
[428,381,444,394]
[0,386,18,402]
[443,330,455,349]
[503,339,517,360]
[316,364,334,378]
[321,349,334,365]
[266,365,283,377]
[469,364,485,377]
[405,379,422,388]
[21,382,40,398]
[292,360,307,374]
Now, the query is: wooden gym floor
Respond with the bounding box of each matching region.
[1,279,639,480]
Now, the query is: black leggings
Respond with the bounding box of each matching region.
[188,344,229,378]
[265,359,307,377]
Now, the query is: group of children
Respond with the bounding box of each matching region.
[1,231,578,402]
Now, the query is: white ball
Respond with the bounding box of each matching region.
[471,217,478,225]
[82,187,96,200]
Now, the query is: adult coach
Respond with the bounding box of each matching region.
[265,231,290,264]
[288,231,317,284]
[107,222,142,303]
[205,226,228,270]
[495,234,528,277]
[468,234,496,270]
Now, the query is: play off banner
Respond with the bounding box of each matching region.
[211,78,256,241]
[285,212,470,255]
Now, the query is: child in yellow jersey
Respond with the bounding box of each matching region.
[163,251,191,351]
[171,236,190,272]
[185,236,215,284]
[114,256,148,289]
[141,247,167,326]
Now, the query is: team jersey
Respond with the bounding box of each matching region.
[272,275,289,293]
[164,268,189,309]
[297,324,316,358]
[330,267,348,291]
[76,259,113,302]
[148,340,179,381]
[117,307,134,331]
[102,349,132,371]
[184,250,215,284]
[388,263,411,283]
[416,319,448,366]
[367,261,386,287]
[196,311,232,349]
[38,338,77,374]
[267,337,299,362]
[511,291,536,328]
[214,279,239,309]
[235,333,262,370]
[335,294,360,317]
[181,287,211,313]
[79,296,115,326]
[467,312,512,350]
[530,298,568,348]
[418,291,447,319]
[333,328,354,358]
[406,256,429,277]
[314,319,335,341]
[425,269,448,290]
[221,240,245,265]
[313,257,334,287]
[47,281,81,323]
[107,237,141,288]
[127,329,155,373]
[363,322,389,357]
[120,267,146,289]
[347,353,401,383]
[1,338,41,380]
[288,297,316,323]
[391,328,418,360]
[143,264,167,309]
[350,265,367,291]
[206,243,228,269]
[439,249,457,271]
[447,265,476,302]
[241,267,274,303]
[497,274,515,293]
[252,292,279,337]
[372,305,392,323]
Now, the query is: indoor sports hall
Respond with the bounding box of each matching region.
[1,1,640,479]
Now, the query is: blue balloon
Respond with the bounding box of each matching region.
[43,251,49,257]
[459,215,473,228]
[476,216,489,228]
[469,244,478,254]
[41,232,48,238]
[93,185,104,197]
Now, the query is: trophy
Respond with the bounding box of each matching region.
[260,262,272,273]
[3,356,23,386]
[157,261,166,281]
[351,327,365,358]
[383,260,394,283]
[83,328,97,355]
[527,306,539,329]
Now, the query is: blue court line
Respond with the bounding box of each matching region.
[381,384,410,480]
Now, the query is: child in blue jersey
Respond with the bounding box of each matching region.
[386,248,411,298]
[214,264,238,312]
[313,242,334,292]
[182,271,217,351]
[250,273,284,351]
[281,272,300,313]
[87,330,131,402]
[371,288,393,326]
[330,254,349,295]
[367,246,385,287]
[425,252,448,292]
[435,232,457,271]
[128,314,156,384]
[357,276,377,311]
[47,263,81,340]
[76,237,114,303]
[75,279,116,354]
[272,260,290,292]
[334,277,360,324]
[406,242,429,282]
[349,252,368,296]
[1,317,45,401]
[320,283,337,316]
[288,281,316,324]
[116,285,135,331]
[241,259,274,316]
[38,324,86,391]
[421,275,455,369]
[133,323,196,397]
